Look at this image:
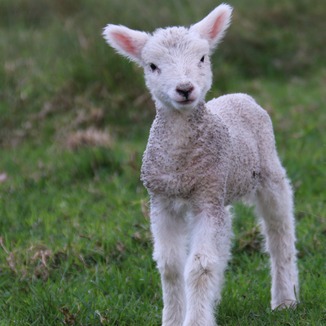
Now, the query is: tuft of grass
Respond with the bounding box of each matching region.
[0,0,325,325]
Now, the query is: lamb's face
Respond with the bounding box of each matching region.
[142,27,212,111]
[103,5,232,111]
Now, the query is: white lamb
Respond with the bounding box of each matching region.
[103,4,299,326]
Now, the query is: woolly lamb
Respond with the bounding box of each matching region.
[103,4,298,326]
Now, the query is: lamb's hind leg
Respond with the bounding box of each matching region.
[255,170,299,310]
[150,196,188,326]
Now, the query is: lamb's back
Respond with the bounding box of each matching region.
[207,94,272,134]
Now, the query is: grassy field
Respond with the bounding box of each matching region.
[0,0,325,325]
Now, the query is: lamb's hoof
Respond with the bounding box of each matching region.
[272,299,298,310]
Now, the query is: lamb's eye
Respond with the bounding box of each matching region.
[200,55,205,63]
[150,63,158,71]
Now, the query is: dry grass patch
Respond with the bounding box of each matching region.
[66,128,113,150]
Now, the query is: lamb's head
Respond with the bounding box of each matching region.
[103,4,232,111]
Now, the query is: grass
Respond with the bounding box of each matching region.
[0,0,325,325]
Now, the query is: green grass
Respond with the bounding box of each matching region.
[0,0,325,325]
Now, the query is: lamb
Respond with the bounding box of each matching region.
[103,4,299,326]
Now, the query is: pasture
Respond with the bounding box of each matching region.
[0,0,325,324]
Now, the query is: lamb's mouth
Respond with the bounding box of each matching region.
[176,99,196,105]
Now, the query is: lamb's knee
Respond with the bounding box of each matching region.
[154,252,184,281]
[186,254,212,282]
[185,254,223,289]
[161,262,183,282]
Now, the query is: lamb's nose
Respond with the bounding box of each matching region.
[176,83,194,99]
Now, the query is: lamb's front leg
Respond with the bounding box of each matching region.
[183,206,232,326]
[150,196,188,326]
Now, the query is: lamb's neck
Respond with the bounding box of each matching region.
[145,102,213,159]
[154,102,207,140]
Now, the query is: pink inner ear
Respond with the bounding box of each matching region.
[112,32,137,55]
[209,13,226,39]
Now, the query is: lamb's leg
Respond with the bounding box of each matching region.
[183,207,232,326]
[150,197,188,326]
[255,174,299,310]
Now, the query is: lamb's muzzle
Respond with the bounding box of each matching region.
[176,83,195,100]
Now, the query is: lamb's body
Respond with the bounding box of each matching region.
[103,4,298,325]
[142,94,270,204]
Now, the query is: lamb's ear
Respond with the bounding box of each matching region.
[103,24,149,65]
[190,4,233,51]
